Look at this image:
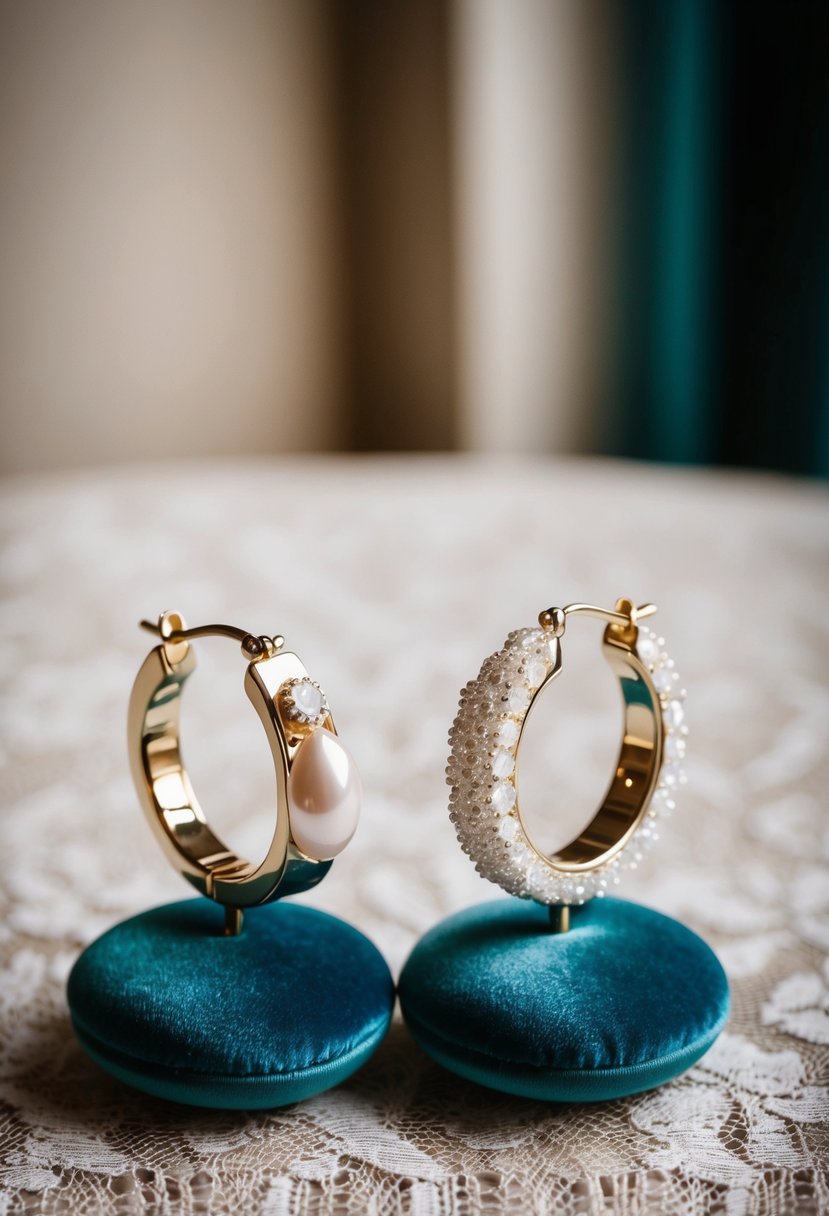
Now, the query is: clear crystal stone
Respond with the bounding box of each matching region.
[491,747,515,779]
[532,872,555,900]
[638,633,660,666]
[491,781,516,814]
[639,825,659,849]
[665,734,687,760]
[519,630,544,648]
[661,762,684,788]
[507,685,531,713]
[651,789,676,817]
[526,861,545,888]
[523,657,548,688]
[652,668,676,694]
[497,718,520,747]
[285,679,327,723]
[510,842,531,869]
[498,816,518,841]
[664,699,685,729]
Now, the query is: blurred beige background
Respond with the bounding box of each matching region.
[0,0,611,473]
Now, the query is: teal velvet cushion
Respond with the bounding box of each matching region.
[68,900,394,1109]
[398,897,729,1102]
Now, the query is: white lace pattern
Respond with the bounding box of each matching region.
[1,457,827,1214]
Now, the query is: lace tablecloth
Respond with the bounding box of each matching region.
[1,456,827,1215]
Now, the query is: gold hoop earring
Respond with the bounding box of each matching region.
[129,610,361,935]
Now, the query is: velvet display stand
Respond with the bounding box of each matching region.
[398,897,729,1102]
[68,900,395,1109]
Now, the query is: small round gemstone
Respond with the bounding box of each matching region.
[491,782,517,814]
[526,861,545,889]
[638,632,661,667]
[665,734,687,760]
[491,747,515,779]
[664,699,685,729]
[660,763,685,788]
[498,816,518,841]
[293,680,323,719]
[531,871,555,900]
[651,789,676,817]
[639,824,659,849]
[652,668,676,695]
[510,842,531,868]
[497,718,520,747]
[281,678,328,726]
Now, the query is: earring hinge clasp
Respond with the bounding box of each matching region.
[538,601,658,638]
[139,618,284,661]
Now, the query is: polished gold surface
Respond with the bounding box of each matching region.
[538,599,657,638]
[521,598,664,876]
[548,905,570,933]
[128,611,334,931]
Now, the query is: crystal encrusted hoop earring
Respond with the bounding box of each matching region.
[447,598,687,922]
[400,597,725,1105]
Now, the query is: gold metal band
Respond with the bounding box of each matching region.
[527,602,663,870]
[127,611,334,933]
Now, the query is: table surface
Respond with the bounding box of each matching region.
[1,456,827,1215]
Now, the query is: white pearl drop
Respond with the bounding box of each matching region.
[287,729,361,861]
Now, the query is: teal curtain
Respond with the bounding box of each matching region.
[610,0,829,479]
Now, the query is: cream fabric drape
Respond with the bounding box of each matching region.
[453,0,613,454]
[0,0,340,473]
[0,0,608,472]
